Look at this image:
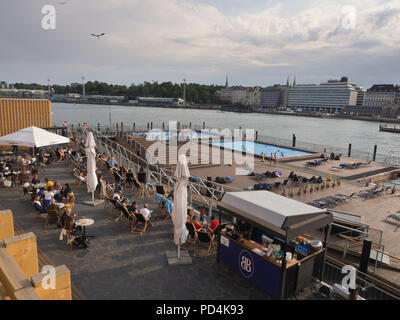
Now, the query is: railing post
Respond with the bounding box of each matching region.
[97,123,100,132]
[116,123,119,135]
[256,131,258,141]
[133,122,135,132]
[373,145,377,162]
[208,197,213,217]
[348,143,352,157]
[121,122,124,136]
[162,122,165,131]
[151,122,153,130]
[203,121,205,130]
[292,134,296,148]
[147,123,150,131]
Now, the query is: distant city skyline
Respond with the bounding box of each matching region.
[1,0,400,88]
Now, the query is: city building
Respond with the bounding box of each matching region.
[363,84,400,107]
[355,86,366,106]
[287,77,358,113]
[260,85,284,109]
[245,86,261,107]
[0,88,47,99]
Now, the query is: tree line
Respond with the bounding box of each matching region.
[14,81,225,104]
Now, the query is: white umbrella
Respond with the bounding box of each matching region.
[171,154,190,259]
[0,126,69,148]
[85,131,98,203]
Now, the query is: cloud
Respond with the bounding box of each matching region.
[0,0,400,87]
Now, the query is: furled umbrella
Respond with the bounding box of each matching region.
[85,131,98,203]
[171,154,190,259]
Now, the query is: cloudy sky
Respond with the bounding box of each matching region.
[1,0,399,88]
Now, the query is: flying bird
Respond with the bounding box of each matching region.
[91,33,106,39]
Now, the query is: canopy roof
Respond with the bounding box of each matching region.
[0,126,69,148]
[219,191,331,239]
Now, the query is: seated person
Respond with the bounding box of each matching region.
[127,201,138,214]
[191,215,203,231]
[45,178,54,189]
[139,204,152,220]
[65,190,75,208]
[235,219,251,239]
[126,170,134,184]
[113,190,125,206]
[187,208,194,222]
[46,198,60,213]
[207,215,220,234]
[31,173,40,186]
[60,184,71,199]
[78,172,87,183]
[108,157,117,169]
[43,187,54,207]
[32,195,46,214]
[114,183,122,193]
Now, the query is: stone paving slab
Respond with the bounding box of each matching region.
[0,162,326,300]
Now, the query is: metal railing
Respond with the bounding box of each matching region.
[71,126,242,207]
[323,256,400,300]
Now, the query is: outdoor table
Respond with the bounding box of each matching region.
[75,218,94,239]
[54,202,65,209]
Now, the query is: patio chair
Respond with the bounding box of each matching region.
[185,222,198,249]
[131,212,152,235]
[155,185,167,196]
[23,186,33,200]
[133,178,149,198]
[45,208,60,229]
[386,211,400,223]
[104,196,120,214]
[114,205,134,231]
[195,231,216,256]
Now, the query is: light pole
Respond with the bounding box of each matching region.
[183,78,186,107]
[82,76,85,97]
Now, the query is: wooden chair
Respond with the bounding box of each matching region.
[45,208,60,229]
[131,212,152,235]
[133,178,149,198]
[185,222,198,249]
[195,230,216,256]
[104,196,120,215]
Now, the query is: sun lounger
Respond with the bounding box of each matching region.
[386,211,400,223]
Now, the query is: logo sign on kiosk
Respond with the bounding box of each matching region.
[238,250,254,279]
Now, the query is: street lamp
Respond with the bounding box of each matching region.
[183,78,186,107]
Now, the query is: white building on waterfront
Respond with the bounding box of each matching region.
[363,84,400,107]
[287,77,358,113]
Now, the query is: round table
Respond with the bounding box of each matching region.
[75,218,94,238]
[54,202,65,209]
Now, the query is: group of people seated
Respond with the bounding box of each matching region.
[30,172,75,214]
[187,208,220,237]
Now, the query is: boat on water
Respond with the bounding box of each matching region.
[379,124,400,133]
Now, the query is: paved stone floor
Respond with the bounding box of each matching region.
[0,162,327,300]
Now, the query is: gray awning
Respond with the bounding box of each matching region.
[219,191,332,239]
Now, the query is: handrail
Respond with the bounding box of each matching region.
[71,127,242,207]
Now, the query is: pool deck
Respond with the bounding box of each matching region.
[0,162,332,300]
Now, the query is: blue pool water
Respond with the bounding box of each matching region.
[212,140,313,158]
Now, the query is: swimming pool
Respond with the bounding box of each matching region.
[211,140,314,158]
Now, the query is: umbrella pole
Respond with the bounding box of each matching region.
[92,191,95,203]
[178,238,181,260]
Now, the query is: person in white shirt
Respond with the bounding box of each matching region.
[139,204,151,220]
[43,187,54,206]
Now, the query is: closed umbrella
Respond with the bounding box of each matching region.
[85,131,98,203]
[172,154,190,259]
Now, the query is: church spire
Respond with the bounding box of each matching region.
[225,74,229,88]
[286,76,290,87]
[293,76,296,87]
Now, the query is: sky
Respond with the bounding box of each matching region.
[1,0,400,88]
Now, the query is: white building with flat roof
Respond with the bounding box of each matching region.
[287,77,358,112]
